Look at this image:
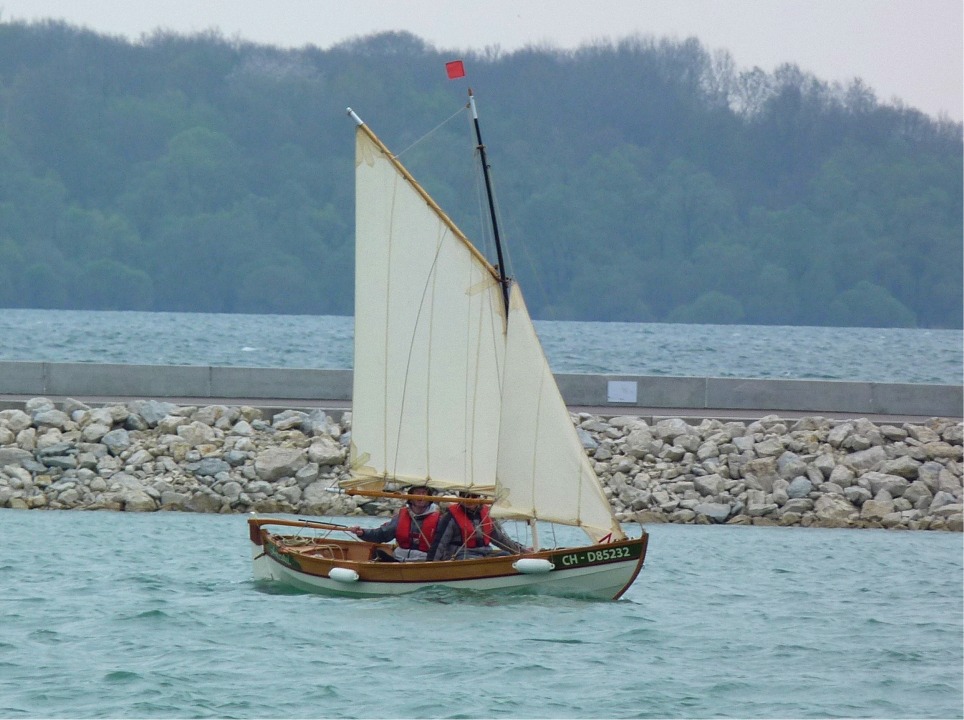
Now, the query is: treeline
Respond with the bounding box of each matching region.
[0,20,960,327]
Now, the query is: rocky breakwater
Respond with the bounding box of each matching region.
[0,398,359,517]
[0,397,961,532]
[581,413,962,531]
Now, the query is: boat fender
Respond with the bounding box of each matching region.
[328,567,360,583]
[512,558,554,574]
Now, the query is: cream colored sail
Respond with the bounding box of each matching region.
[493,284,626,542]
[349,124,506,493]
[347,117,622,544]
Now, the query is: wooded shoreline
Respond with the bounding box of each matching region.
[1,397,961,532]
[1,23,960,327]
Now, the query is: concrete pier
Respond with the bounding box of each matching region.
[0,361,960,420]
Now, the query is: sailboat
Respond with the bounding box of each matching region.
[248,91,648,600]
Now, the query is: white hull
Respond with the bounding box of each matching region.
[251,541,642,600]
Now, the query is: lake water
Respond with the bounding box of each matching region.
[1,311,962,717]
[0,509,961,719]
[0,309,961,385]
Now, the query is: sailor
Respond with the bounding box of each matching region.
[427,493,527,561]
[349,486,440,562]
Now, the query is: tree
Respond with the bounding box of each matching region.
[73,259,154,310]
[0,20,959,328]
[667,291,745,324]
[827,281,917,328]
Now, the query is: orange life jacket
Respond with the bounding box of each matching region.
[447,504,493,548]
[396,508,439,551]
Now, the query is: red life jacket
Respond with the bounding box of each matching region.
[396,508,439,551]
[447,504,493,548]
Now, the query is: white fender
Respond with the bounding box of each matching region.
[328,567,360,583]
[512,558,554,574]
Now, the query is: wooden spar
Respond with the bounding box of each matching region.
[467,89,510,318]
[248,517,357,534]
[345,488,495,505]
[346,106,501,287]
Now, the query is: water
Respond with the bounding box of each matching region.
[1,312,962,717]
[0,510,960,719]
[0,309,961,384]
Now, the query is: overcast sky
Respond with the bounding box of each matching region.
[1,0,961,121]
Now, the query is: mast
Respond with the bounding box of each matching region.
[468,89,510,318]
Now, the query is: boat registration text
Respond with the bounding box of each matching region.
[551,544,641,569]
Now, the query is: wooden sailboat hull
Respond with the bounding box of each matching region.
[249,517,648,601]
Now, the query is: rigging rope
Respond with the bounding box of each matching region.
[394,105,468,159]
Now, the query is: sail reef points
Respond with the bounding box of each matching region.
[1,398,961,531]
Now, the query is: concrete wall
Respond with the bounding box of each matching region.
[554,373,962,417]
[0,361,960,418]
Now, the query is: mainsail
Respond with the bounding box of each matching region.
[350,124,505,494]
[347,117,624,543]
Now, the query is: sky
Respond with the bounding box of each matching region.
[1,0,961,121]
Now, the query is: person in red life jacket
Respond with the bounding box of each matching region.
[427,492,527,561]
[348,486,439,562]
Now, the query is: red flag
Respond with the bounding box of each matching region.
[445,60,465,79]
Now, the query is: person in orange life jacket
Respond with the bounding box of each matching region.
[426,492,527,561]
[348,486,440,562]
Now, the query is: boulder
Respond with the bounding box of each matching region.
[747,502,778,517]
[827,423,853,448]
[743,457,779,493]
[863,471,910,498]
[781,498,814,514]
[653,419,694,442]
[694,473,725,497]
[694,502,731,523]
[32,408,70,430]
[753,437,785,457]
[906,425,941,444]
[0,447,35,468]
[902,481,934,507]
[185,492,223,513]
[929,491,959,513]
[24,398,54,413]
[127,400,179,428]
[922,442,962,461]
[777,452,809,480]
[272,410,310,432]
[307,437,346,467]
[194,405,235,427]
[119,489,157,512]
[814,494,858,523]
[231,420,254,437]
[157,416,190,434]
[0,409,33,433]
[81,423,111,443]
[101,429,132,456]
[576,427,598,450]
[787,476,813,499]
[177,421,217,447]
[255,447,307,481]
[191,458,231,477]
[879,456,921,478]
[861,497,896,521]
[844,485,872,506]
[845,446,887,472]
[300,478,341,514]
